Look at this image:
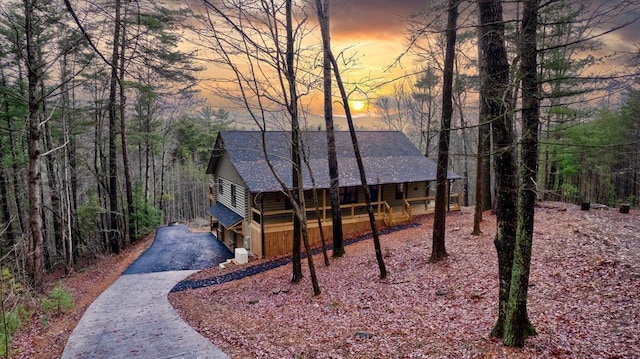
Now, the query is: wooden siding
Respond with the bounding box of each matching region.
[216,177,246,218]
[254,215,386,258]
[215,150,244,184]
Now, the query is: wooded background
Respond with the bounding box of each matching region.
[0,0,638,293]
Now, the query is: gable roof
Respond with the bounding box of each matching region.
[207,130,461,193]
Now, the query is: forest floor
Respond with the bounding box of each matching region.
[169,202,639,359]
[10,202,639,358]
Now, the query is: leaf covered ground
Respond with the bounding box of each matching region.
[169,203,640,359]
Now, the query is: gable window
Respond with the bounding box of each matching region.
[231,184,237,207]
[218,179,224,195]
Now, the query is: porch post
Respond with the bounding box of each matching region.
[322,188,327,222]
[447,180,451,212]
[377,184,382,214]
[209,184,214,230]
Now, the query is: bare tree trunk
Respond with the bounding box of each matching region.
[0,69,15,246]
[329,52,387,279]
[315,0,345,258]
[68,67,80,263]
[478,0,518,339]
[431,0,458,263]
[8,107,26,237]
[25,0,45,289]
[504,0,539,346]
[453,69,470,207]
[0,142,13,247]
[286,0,303,284]
[119,18,134,245]
[473,24,487,236]
[471,133,484,236]
[302,152,330,266]
[108,0,123,254]
[93,98,109,251]
[44,117,64,266]
[60,51,74,269]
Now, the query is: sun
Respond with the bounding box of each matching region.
[351,100,366,112]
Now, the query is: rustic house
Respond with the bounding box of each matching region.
[206,130,461,258]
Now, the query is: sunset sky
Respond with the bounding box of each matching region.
[194,0,640,128]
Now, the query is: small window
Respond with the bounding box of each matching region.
[231,184,237,207]
[218,179,224,195]
[339,186,358,204]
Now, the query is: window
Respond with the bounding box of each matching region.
[339,186,358,204]
[218,179,224,195]
[231,184,237,207]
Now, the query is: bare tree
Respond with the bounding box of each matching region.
[478,0,519,339]
[327,46,388,280]
[314,0,344,258]
[24,0,46,288]
[430,0,459,263]
[194,0,321,294]
[504,0,539,346]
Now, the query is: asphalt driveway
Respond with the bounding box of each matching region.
[62,224,232,359]
[124,224,234,274]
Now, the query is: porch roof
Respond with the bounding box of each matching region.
[207,202,243,229]
[208,130,462,193]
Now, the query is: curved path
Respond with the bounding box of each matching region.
[61,225,232,359]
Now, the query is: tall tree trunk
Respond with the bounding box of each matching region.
[41,76,64,265]
[287,0,303,284]
[504,0,539,346]
[44,118,64,266]
[471,130,484,236]
[431,0,458,263]
[478,0,518,339]
[119,19,134,245]
[67,63,80,263]
[93,98,108,251]
[472,24,487,236]
[0,138,14,247]
[108,0,123,254]
[453,75,470,207]
[8,109,26,237]
[315,0,345,258]
[0,69,15,246]
[25,0,45,289]
[481,122,492,211]
[60,50,73,268]
[329,52,387,279]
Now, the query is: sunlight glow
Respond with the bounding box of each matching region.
[351,100,366,112]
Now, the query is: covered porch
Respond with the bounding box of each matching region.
[249,182,461,258]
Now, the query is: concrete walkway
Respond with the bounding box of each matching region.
[62,225,232,359]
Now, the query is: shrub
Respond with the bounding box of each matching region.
[41,285,74,316]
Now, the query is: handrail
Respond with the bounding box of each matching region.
[382,201,393,225]
[449,193,462,210]
[402,199,412,219]
[249,194,461,227]
[254,201,382,217]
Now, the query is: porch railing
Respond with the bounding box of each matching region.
[252,193,461,229]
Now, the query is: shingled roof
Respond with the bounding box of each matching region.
[207,130,461,193]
